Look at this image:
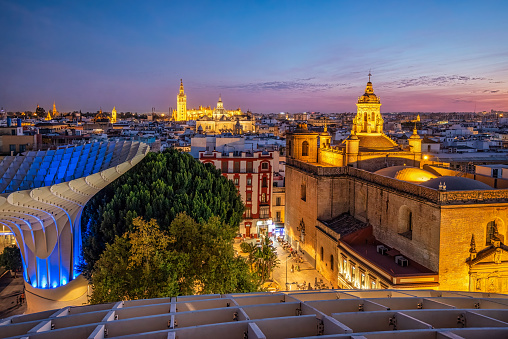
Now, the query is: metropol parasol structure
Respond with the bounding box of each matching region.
[0,140,148,312]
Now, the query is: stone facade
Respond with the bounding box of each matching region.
[285,78,508,293]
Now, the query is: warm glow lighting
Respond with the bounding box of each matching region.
[423,155,428,160]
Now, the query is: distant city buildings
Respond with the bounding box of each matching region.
[172,79,256,134]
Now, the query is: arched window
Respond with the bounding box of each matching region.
[301,183,306,201]
[330,255,334,271]
[320,247,324,261]
[302,141,309,157]
[398,206,413,240]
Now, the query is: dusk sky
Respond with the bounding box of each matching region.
[1,1,507,114]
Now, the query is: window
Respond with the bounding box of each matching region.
[246,192,252,202]
[320,247,324,261]
[221,161,228,173]
[9,145,15,153]
[262,162,268,170]
[330,255,334,271]
[247,178,252,186]
[260,206,269,219]
[398,206,413,240]
[361,273,366,288]
[19,144,26,152]
[287,140,292,157]
[234,162,240,173]
[234,178,239,186]
[371,281,376,289]
[276,197,281,206]
[275,211,281,222]
[247,162,253,173]
[342,259,347,274]
[351,265,356,281]
[261,193,266,203]
[245,208,251,219]
[301,183,306,201]
[262,177,268,187]
[302,141,309,156]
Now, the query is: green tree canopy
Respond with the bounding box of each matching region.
[0,245,22,272]
[90,216,258,304]
[80,149,244,278]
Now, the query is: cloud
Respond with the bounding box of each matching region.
[483,90,500,93]
[387,75,491,88]
[452,98,474,104]
[220,79,349,92]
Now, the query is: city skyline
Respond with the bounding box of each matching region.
[1,1,507,113]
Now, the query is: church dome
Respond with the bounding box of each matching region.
[420,176,493,191]
[358,81,380,104]
[357,134,398,150]
[374,166,437,183]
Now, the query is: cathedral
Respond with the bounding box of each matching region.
[286,76,508,293]
[172,79,255,134]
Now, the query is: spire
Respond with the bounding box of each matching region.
[365,73,374,94]
[470,234,477,253]
[469,234,477,261]
[179,79,184,95]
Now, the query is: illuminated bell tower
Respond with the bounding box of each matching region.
[111,107,117,123]
[52,101,58,117]
[352,73,383,134]
[176,79,187,121]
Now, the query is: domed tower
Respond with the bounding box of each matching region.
[213,95,226,119]
[319,124,332,149]
[175,79,187,121]
[408,126,422,153]
[353,73,383,134]
[233,119,243,135]
[342,74,398,153]
[287,123,319,162]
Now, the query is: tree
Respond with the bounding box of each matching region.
[90,218,192,304]
[80,149,244,278]
[89,216,258,304]
[241,235,279,284]
[0,245,22,273]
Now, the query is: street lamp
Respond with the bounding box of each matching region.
[285,255,292,290]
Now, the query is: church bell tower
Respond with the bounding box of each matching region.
[175,79,187,121]
[352,73,383,134]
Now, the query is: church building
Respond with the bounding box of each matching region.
[172,79,255,134]
[286,76,508,293]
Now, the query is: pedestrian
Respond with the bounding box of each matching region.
[291,264,294,273]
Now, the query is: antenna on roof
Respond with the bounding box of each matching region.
[368,70,372,82]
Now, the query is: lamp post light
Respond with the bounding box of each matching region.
[285,255,292,290]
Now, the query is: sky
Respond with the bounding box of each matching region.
[1,0,507,114]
